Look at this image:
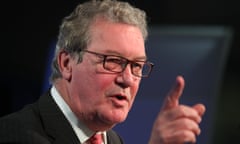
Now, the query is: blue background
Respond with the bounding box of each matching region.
[1,1,240,143]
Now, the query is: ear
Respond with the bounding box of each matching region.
[57,51,73,81]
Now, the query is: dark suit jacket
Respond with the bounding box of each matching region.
[0,91,124,144]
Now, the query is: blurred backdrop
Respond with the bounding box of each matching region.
[1,0,239,144]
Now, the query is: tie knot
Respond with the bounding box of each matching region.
[87,133,103,144]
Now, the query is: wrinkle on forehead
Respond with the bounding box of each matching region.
[88,19,146,60]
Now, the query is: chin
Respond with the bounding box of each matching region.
[102,111,128,125]
[96,106,129,127]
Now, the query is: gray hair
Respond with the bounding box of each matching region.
[50,0,148,83]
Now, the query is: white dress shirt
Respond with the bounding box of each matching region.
[51,86,107,144]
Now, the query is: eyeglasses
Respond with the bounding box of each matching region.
[81,50,154,78]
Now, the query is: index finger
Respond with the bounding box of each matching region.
[161,75,185,110]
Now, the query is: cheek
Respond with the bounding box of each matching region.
[94,76,115,93]
[131,78,141,93]
[75,72,114,98]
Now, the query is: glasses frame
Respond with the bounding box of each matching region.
[81,50,154,78]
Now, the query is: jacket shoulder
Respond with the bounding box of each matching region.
[0,93,51,143]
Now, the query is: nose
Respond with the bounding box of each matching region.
[116,64,137,87]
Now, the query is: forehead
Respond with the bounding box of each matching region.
[88,19,146,59]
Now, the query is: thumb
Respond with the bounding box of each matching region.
[161,75,185,110]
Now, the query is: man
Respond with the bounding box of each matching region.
[0,0,205,143]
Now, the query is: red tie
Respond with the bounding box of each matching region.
[87,133,103,144]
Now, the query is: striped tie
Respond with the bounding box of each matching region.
[87,133,103,144]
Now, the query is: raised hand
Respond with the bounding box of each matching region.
[148,76,206,144]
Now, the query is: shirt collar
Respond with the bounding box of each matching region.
[50,86,107,143]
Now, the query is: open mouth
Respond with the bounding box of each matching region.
[116,95,126,100]
[110,94,129,107]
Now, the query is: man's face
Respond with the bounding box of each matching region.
[69,20,146,131]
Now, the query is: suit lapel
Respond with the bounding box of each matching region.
[38,91,80,144]
[107,130,124,144]
[37,91,123,144]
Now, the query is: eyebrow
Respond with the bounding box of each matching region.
[103,49,147,61]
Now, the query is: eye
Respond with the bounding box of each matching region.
[104,56,126,71]
[106,57,123,64]
[132,62,143,69]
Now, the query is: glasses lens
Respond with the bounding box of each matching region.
[140,63,152,77]
[130,62,152,77]
[103,55,153,77]
[104,56,124,72]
